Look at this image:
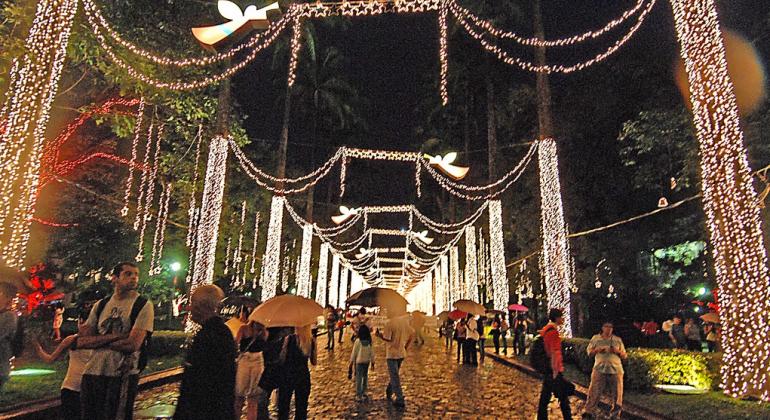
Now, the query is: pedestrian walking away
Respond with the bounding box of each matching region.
[537,308,573,420]
[276,325,317,420]
[375,312,414,408]
[500,316,509,355]
[476,316,486,362]
[235,317,268,420]
[77,262,154,420]
[174,285,237,420]
[455,320,466,363]
[583,321,627,419]
[464,315,479,366]
[491,315,502,354]
[325,306,337,350]
[349,325,375,402]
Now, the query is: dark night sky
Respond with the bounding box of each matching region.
[231,0,770,216]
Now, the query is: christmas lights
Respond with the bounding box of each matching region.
[329,253,340,307]
[538,138,573,337]
[451,0,657,74]
[233,201,247,276]
[488,200,508,311]
[135,124,163,261]
[287,16,303,88]
[261,195,285,301]
[438,0,449,106]
[449,246,461,301]
[249,212,261,274]
[122,98,146,216]
[339,265,349,306]
[149,183,172,274]
[134,119,156,230]
[671,0,770,400]
[316,243,330,306]
[191,136,229,288]
[0,0,78,267]
[464,226,479,301]
[296,223,313,297]
[185,129,204,284]
[440,255,449,310]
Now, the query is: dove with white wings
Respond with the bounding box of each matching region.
[192,1,281,51]
[423,152,470,180]
[412,230,434,244]
[331,206,360,225]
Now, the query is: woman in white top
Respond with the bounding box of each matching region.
[349,325,375,401]
[36,320,93,420]
[464,315,480,366]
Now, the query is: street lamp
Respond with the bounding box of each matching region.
[170,262,182,272]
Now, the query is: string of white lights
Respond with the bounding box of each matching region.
[296,223,314,297]
[296,0,440,19]
[184,129,204,283]
[121,98,145,216]
[464,225,479,301]
[135,123,163,262]
[315,243,330,307]
[134,119,155,230]
[249,212,261,274]
[261,195,285,301]
[488,200,508,311]
[671,0,770,401]
[150,182,173,275]
[224,238,232,276]
[329,253,340,307]
[191,136,230,288]
[447,0,648,47]
[439,255,449,310]
[0,0,78,267]
[438,0,449,106]
[339,265,349,306]
[80,0,283,67]
[450,0,657,74]
[287,15,303,87]
[538,138,574,336]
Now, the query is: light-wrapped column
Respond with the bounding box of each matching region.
[191,136,230,288]
[350,270,363,295]
[315,243,330,307]
[489,200,509,312]
[260,196,285,301]
[339,265,349,307]
[449,247,461,303]
[671,0,770,400]
[0,0,78,267]
[537,139,573,336]
[296,223,313,298]
[464,226,479,301]
[434,267,446,313]
[440,254,449,309]
[329,254,340,308]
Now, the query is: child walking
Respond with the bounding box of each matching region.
[349,325,375,402]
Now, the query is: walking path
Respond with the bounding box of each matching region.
[136,331,582,419]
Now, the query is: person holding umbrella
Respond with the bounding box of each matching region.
[374,308,414,409]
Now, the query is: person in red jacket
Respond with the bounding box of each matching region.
[537,308,572,420]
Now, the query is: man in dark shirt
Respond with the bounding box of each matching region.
[174,285,236,420]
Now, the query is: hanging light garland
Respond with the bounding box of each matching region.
[438,0,449,106]
[261,195,286,301]
[191,136,229,288]
[0,0,78,267]
[538,138,573,336]
[671,0,770,401]
[249,212,261,274]
[232,201,247,278]
[135,124,163,262]
[149,183,172,275]
[316,243,330,306]
[185,129,204,284]
[296,223,313,297]
[134,119,156,230]
[224,238,232,275]
[121,98,146,216]
[287,16,303,88]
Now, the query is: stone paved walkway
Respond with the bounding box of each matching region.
[135,331,582,419]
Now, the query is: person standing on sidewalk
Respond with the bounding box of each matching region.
[514,314,528,355]
[375,310,414,409]
[537,308,573,420]
[325,306,337,350]
[174,285,236,420]
[78,262,154,420]
[454,319,466,363]
[490,315,502,354]
[476,316,486,362]
[583,321,627,419]
[500,316,509,355]
[465,315,479,366]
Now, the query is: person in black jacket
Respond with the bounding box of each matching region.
[174,285,236,420]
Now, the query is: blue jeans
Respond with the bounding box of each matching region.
[386,358,404,403]
[355,363,370,397]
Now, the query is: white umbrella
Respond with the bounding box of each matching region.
[249,294,323,327]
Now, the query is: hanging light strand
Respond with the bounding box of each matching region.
[438,0,449,106]
[287,16,303,87]
[121,97,145,216]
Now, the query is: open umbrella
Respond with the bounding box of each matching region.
[700,312,719,324]
[453,299,485,315]
[508,303,529,312]
[486,309,505,315]
[448,309,468,320]
[346,287,408,310]
[249,294,323,327]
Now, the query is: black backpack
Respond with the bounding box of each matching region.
[95,295,152,372]
[529,325,555,374]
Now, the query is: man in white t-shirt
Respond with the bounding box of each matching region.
[77,262,154,420]
[375,312,414,408]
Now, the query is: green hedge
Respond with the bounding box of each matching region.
[149,330,189,358]
[563,338,721,391]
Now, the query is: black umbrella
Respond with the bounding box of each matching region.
[346,287,408,310]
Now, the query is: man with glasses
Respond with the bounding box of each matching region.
[583,321,627,419]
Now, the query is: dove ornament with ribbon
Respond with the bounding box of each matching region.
[331,206,360,225]
[412,230,434,245]
[192,1,281,51]
[424,152,470,181]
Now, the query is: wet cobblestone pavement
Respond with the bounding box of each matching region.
[135,332,581,419]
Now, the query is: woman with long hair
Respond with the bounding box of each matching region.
[349,325,375,401]
[277,325,317,419]
[235,319,268,420]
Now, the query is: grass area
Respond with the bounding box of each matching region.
[0,353,184,410]
[505,353,770,420]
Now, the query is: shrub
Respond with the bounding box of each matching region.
[563,338,721,391]
[148,330,189,358]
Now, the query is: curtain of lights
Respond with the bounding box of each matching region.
[296,223,313,297]
[671,0,770,400]
[191,136,229,288]
[488,200,509,311]
[464,226,479,301]
[537,138,573,336]
[315,243,330,307]
[329,254,340,308]
[260,195,285,301]
[440,254,449,309]
[449,246,460,303]
[339,265,349,307]
[0,0,78,267]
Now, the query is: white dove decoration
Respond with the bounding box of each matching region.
[412,230,434,245]
[354,248,371,259]
[331,206,360,225]
[192,1,281,51]
[423,152,470,180]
